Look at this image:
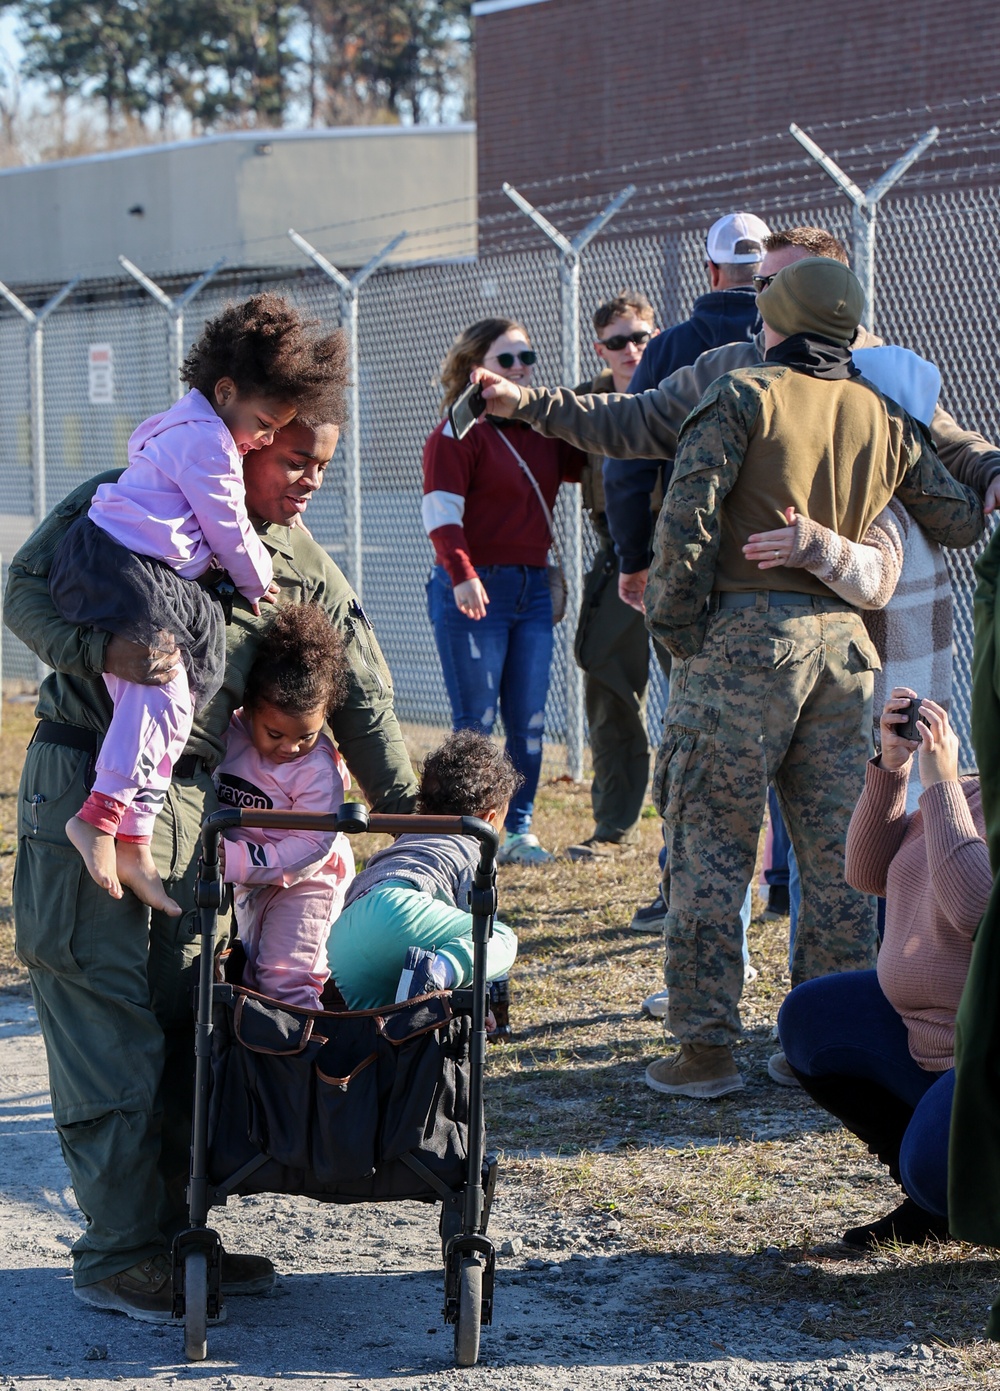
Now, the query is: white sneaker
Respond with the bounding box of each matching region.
[641,988,669,1019]
[644,967,752,1019]
[497,832,554,866]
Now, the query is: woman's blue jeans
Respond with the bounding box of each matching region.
[778,970,953,1216]
[427,564,553,835]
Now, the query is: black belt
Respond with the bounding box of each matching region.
[712,590,851,611]
[31,720,208,779]
[32,720,98,753]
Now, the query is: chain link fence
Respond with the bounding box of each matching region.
[2,181,999,767]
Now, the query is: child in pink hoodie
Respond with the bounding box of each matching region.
[47,294,346,916]
[215,604,355,1012]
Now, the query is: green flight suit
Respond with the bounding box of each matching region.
[573,369,656,842]
[6,472,418,1286]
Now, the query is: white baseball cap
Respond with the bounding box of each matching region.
[706,212,771,265]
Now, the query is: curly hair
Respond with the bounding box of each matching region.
[181,292,350,425]
[438,317,528,413]
[418,729,523,817]
[243,603,349,721]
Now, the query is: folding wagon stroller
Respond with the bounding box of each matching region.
[172,803,500,1367]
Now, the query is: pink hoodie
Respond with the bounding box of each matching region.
[89,387,272,602]
[215,709,355,891]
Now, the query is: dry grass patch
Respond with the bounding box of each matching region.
[1,716,998,1367]
[485,769,1000,1366]
[0,700,32,990]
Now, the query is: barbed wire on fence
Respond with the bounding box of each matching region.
[1,100,998,771]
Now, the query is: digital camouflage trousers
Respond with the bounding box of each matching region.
[653,597,880,1046]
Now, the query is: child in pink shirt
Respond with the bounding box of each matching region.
[47,293,346,916]
[215,603,355,1011]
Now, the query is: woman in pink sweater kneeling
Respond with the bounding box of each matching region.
[777,688,989,1250]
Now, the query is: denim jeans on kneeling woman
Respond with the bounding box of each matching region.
[427,564,553,836]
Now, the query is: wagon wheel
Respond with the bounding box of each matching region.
[453,1256,482,1367]
[184,1250,209,1362]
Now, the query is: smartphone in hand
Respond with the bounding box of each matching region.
[448,381,486,441]
[899,697,926,743]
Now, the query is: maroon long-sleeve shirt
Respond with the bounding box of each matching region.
[421,417,584,585]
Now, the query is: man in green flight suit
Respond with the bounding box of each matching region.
[5,418,418,1320]
[566,289,661,866]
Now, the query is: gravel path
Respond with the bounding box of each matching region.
[0,992,988,1390]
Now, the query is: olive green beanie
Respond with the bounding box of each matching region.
[756,256,864,346]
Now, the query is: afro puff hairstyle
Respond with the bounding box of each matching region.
[243,603,349,723]
[181,292,349,427]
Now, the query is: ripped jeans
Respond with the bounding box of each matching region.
[427,564,553,835]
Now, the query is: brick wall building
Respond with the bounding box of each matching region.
[473,0,1000,205]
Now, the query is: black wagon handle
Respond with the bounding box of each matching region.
[200,803,499,862]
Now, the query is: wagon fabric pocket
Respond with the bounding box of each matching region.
[378,995,466,1165]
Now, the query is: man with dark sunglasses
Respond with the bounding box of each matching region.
[565,291,660,865]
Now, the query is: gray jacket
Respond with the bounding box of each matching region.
[344,832,478,911]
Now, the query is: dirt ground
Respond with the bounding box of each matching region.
[1,699,999,1389]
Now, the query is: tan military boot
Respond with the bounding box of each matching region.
[644,1043,744,1099]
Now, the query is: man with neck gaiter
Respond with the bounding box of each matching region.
[641,257,982,1099]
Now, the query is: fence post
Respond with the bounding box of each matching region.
[117,256,227,400]
[0,276,80,687]
[287,229,407,601]
[0,274,81,530]
[501,182,636,781]
[788,123,938,329]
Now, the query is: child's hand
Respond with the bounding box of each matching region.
[250,582,281,616]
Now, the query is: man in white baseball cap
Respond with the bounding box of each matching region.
[705,211,771,266]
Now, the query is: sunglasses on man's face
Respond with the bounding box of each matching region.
[752,273,777,293]
[488,349,536,369]
[599,330,651,351]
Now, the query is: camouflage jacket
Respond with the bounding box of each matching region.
[644,366,985,661]
[511,326,1000,508]
[4,471,419,813]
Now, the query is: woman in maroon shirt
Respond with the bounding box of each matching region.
[422,318,584,865]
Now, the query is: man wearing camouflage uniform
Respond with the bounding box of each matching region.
[5,421,418,1318]
[639,258,983,1097]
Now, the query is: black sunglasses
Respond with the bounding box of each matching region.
[599,330,651,351]
[487,349,536,369]
[752,273,776,293]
